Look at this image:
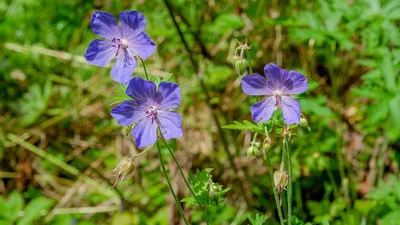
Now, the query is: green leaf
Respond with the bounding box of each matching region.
[18,197,54,225]
[7,191,24,221]
[213,13,244,31]
[248,213,268,225]
[222,120,264,133]
[381,55,396,93]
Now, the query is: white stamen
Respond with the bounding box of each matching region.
[121,39,129,49]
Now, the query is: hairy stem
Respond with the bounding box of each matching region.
[157,141,189,225]
[139,57,149,80]
[284,134,292,225]
[162,139,210,225]
[264,151,285,225]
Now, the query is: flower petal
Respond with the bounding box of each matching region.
[91,12,120,40]
[241,74,273,96]
[120,11,146,39]
[132,116,158,148]
[158,111,183,140]
[126,77,157,102]
[111,100,146,126]
[282,70,308,94]
[157,82,180,110]
[111,49,136,85]
[280,96,301,125]
[84,40,117,66]
[128,32,156,59]
[263,63,290,89]
[250,96,277,123]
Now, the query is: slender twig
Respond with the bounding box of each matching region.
[162,139,210,225]
[139,57,149,80]
[284,134,292,225]
[163,0,251,207]
[129,144,154,160]
[157,141,190,225]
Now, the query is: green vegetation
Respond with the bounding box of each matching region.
[1,0,399,224]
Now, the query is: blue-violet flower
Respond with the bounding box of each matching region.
[241,63,308,125]
[84,11,156,85]
[111,77,183,148]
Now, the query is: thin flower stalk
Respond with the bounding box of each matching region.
[157,141,189,225]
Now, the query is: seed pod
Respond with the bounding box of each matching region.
[111,159,135,190]
[273,170,289,192]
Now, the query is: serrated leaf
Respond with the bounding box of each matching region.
[222,120,264,133]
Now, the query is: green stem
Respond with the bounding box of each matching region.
[129,144,154,160]
[162,139,210,225]
[139,57,149,80]
[284,135,292,225]
[263,133,285,225]
[157,141,189,225]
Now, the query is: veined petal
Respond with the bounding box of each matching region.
[132,116,158,148]
[111,100,146,126]
[282,70,308,94]
[128,32,156,59]
[126,77,157,102]
[158,111,183,140]
[111,49,136,85]
[84,40,117,66]
[263,63,290,90]
[280,96,301,125]
[250,96,277,123]
[158,82,180,110]
[241,74,273,96]
[91,12,120,40]
[120,11,146,39]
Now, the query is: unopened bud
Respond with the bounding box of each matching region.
[111,159,135,190]
[273,170,289,192]
[235,58,248,76]
[209,180,219,201]
[263,137,271,151]
[228,55,240,64]
[300,117,310,131]
[246,142,260,158]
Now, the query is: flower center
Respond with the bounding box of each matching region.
[111,38,129,57]
[274,90,283,96]
[273,90,283,108]
[146,105,158,124]
[121,39,129,49]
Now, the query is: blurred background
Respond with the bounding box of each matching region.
[1,0,400,224]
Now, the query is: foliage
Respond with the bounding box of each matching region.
[181,168,230,208]
[1,0,399,224]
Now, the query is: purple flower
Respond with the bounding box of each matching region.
[84,11,156,85]
[241,63,308,125]
[111,77,183,148]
